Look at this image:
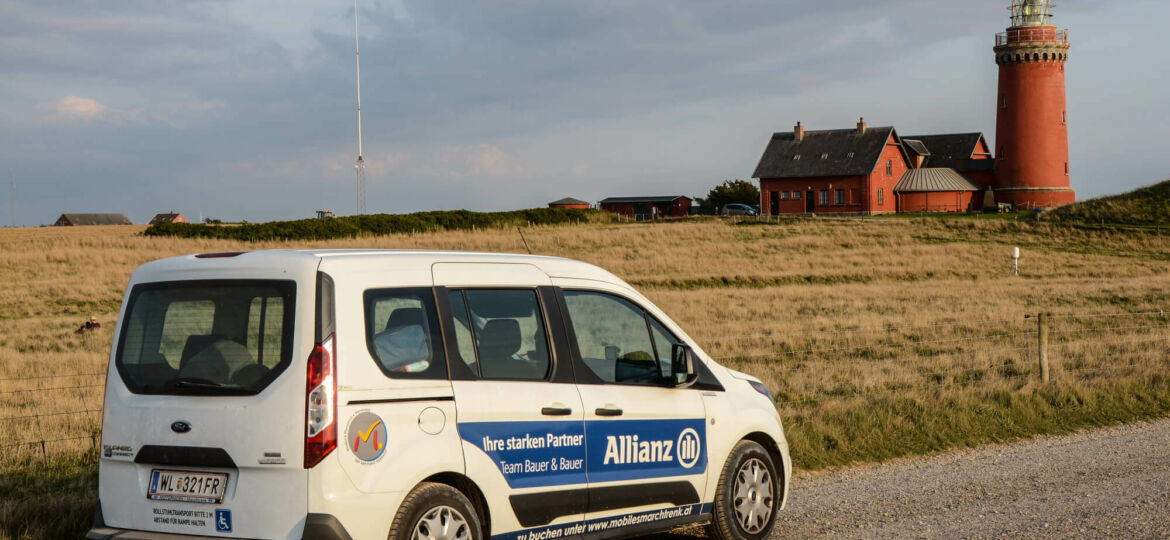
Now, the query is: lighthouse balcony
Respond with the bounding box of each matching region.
[996,27,1068,46]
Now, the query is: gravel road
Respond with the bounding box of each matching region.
[662,418,1170,539]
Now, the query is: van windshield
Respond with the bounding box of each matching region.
[115,280,296,395]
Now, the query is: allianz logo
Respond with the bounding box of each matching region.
[602,428,702,468]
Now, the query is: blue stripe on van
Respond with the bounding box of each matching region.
[457,418,706,488]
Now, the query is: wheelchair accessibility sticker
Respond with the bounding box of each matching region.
[214,509,232,533]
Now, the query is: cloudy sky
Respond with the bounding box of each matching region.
[2,0,1168,225]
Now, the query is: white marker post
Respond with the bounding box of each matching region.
[1012,246,1020,276]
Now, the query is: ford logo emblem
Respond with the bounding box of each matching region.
[171,421,191,434]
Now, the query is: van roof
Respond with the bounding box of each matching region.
[132,249,625,285]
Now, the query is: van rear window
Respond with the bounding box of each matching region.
[115,280,296,395]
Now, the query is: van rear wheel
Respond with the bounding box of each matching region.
[389,482,481,540]
[708,440,779,540]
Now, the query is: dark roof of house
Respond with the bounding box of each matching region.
[902,139,931,156]
[149,213,184,224]
[548,197,590,206]
[894,168,981,193]
[752,127,905,179]
[55,213,133,226]
[599,196,691,204]
[903,133,990,169]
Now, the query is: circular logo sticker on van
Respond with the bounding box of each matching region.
[345,410,387,463]
[676,428,702,469]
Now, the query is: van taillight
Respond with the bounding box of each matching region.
[304,334,336,468]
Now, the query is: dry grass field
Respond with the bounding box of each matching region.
[2,217,1169,538]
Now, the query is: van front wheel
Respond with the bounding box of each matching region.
[708,440,779,540]
[389,482,482,540]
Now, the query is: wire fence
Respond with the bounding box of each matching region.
[0,309,1166,469]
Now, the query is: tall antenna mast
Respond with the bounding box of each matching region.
[8,171,14,228]
[353,0,367,215]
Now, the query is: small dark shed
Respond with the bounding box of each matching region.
[548,197,591,209]
[54,213,134,226]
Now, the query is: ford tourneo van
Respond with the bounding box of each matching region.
[88,250,790,540]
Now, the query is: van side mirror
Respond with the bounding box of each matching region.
[670,344,700,388]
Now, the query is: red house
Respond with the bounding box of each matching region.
[902,133,995,191]
[148,212,188,224]
[753,119,909,215]
[754,120,995,214]
[894,168,982,213]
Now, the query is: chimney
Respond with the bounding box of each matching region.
[794,121,805,141]
[856,117,867,134]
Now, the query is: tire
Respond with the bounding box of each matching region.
[388,482,482,540]
[708,440,780,540]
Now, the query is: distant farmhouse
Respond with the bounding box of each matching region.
[53,213,133,226]
[600,196,692,219]
[148,212,188,225]
[548,197,591,210]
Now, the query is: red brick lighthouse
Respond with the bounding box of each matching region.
[993,0,1075,208]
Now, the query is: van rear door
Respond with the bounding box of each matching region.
[99,261,316,539]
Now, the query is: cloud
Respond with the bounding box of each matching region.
[43,96,105,119]
[227,142,533,183]
[34,96,144,124]
[381,144,532,179]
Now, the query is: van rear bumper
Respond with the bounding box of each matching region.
[89,504,352,540]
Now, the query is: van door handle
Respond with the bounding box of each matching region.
[595,408,623,417]
[541,407,572,416]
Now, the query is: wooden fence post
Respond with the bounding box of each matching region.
[1038,312,1050,383]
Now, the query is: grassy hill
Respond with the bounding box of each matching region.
[1048,179,1170,227]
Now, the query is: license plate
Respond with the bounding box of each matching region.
[147,469,229,504]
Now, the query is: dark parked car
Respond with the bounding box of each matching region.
[722,203,758,216]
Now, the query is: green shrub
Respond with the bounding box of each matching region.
[144,208,604,241]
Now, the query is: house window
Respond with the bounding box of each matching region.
[886,160,893,176]
[878,188,884,206]
[847,152,855,159]
[821,153,829,160]
[781,191,789,200]
[1065,162,1070,175]
[835,190,845,205]
[792,191,801,200]
[819,191,829,206]
[1062,111,1067,125]
[793,154,801,161]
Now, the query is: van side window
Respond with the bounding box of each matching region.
[448,289,551,380]
[364,288,446,379]
[448,291,478,374]
[562,290,671,386]
[648,317,679,376]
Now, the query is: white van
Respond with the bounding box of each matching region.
[88,250,790,540]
